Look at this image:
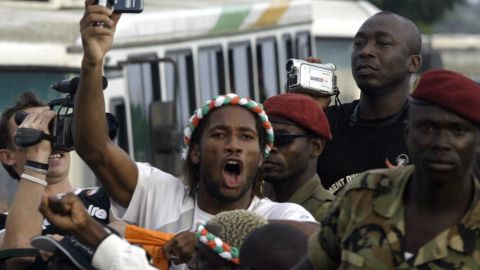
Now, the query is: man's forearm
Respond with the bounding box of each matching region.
[74,62,110,160]
[2,176,45,249]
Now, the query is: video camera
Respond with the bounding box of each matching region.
[286,59,338,97]
[14,76,118,152]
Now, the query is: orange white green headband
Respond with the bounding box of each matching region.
[195,221,240,264]
[183,94,274,156]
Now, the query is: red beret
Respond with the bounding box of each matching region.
[263,93,332,140]
[411,69,480,125]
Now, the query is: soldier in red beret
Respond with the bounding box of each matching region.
[263,93,334,221]
[294,69,480,269]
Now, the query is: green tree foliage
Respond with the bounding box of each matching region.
[367,0,465,33]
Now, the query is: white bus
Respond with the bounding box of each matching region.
[0,0,379,209]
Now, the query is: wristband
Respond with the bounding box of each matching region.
[24,165,48,175]
[20,173,47,186]
[26,160,49,171]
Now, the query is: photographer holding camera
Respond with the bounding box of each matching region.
[0,92,111,269]
[294,12,422,195]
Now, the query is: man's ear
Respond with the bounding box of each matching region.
[189,144,200,165]
[407,54,422,73]
[0,148,15,166]
[310,138,325,158]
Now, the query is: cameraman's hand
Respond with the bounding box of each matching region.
[16,107,56,163]
[39,193,109,248]
[80,0,121,66]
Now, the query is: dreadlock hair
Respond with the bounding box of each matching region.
[183,105,267,198]
[0,91,46,179]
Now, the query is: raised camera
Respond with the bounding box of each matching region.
[286,59,337,96]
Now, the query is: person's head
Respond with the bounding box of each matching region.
[239,223,308,270]
[262,93,331,185]
[351,11,422,96]
[407,69,480,183]
[194,210,268,270]
[184,94,274,202]
[0,92,71,181]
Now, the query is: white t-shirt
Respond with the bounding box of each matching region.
[111,163,316,233]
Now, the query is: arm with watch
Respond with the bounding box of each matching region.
[39,193,157,270]
[1,107,56,269]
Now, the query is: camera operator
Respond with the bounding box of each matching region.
[298,12,422,194]
[0,92,111,269]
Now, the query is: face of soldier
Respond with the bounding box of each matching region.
[264,121,312,184]
[407,103,480,182]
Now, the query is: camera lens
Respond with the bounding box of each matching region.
[286,60,296,73]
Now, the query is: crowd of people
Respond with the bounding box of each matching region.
[0,1,479,270]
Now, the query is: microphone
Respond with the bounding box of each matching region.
[50,76,108,95]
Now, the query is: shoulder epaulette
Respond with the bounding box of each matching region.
[342,167,407,194]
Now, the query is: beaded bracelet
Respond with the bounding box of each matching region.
[195,221,240,264]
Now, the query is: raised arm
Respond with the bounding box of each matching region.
[2,107,55,269]
[74,1,137,207]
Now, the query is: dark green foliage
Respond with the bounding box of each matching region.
[367,0,465,33]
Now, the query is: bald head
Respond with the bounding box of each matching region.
[368,11,421,55]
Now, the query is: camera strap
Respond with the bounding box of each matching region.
[14,128,55,147]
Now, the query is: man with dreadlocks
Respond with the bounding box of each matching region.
[52,2,316,269]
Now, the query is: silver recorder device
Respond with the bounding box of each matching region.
[286,59,337,96]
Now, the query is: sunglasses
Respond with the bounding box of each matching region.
[273,133,313,147]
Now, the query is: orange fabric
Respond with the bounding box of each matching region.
[125,224,175,270]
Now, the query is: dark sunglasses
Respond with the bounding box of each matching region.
[273,133,313,147]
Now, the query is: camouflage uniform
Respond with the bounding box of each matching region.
[288,175,334,221]
[308,165,480,270]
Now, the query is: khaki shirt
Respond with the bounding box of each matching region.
[289,174,335,221]
[308,165,480,269]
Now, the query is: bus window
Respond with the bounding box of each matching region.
[109,97,129,154]
[296,31,312,60]
[315,37,359,102]
[198,46,225,102]
[125,62,154,162]
[165,50,196,129]
[279,34,294,88]
[256,37,280,101]
[228,42,254,98]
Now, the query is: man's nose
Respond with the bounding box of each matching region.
[225,135,242,154]
[431,130,453,150]
[359,41,375,57]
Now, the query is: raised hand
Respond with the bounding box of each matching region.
[16,107,56,163]
[80,0,121,66]
[39,193,109,248]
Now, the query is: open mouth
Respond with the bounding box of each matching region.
[48,153,63,160]
[224,160,242,175]
[223,160,243,188]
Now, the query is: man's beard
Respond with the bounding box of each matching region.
[202,171,258,203]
